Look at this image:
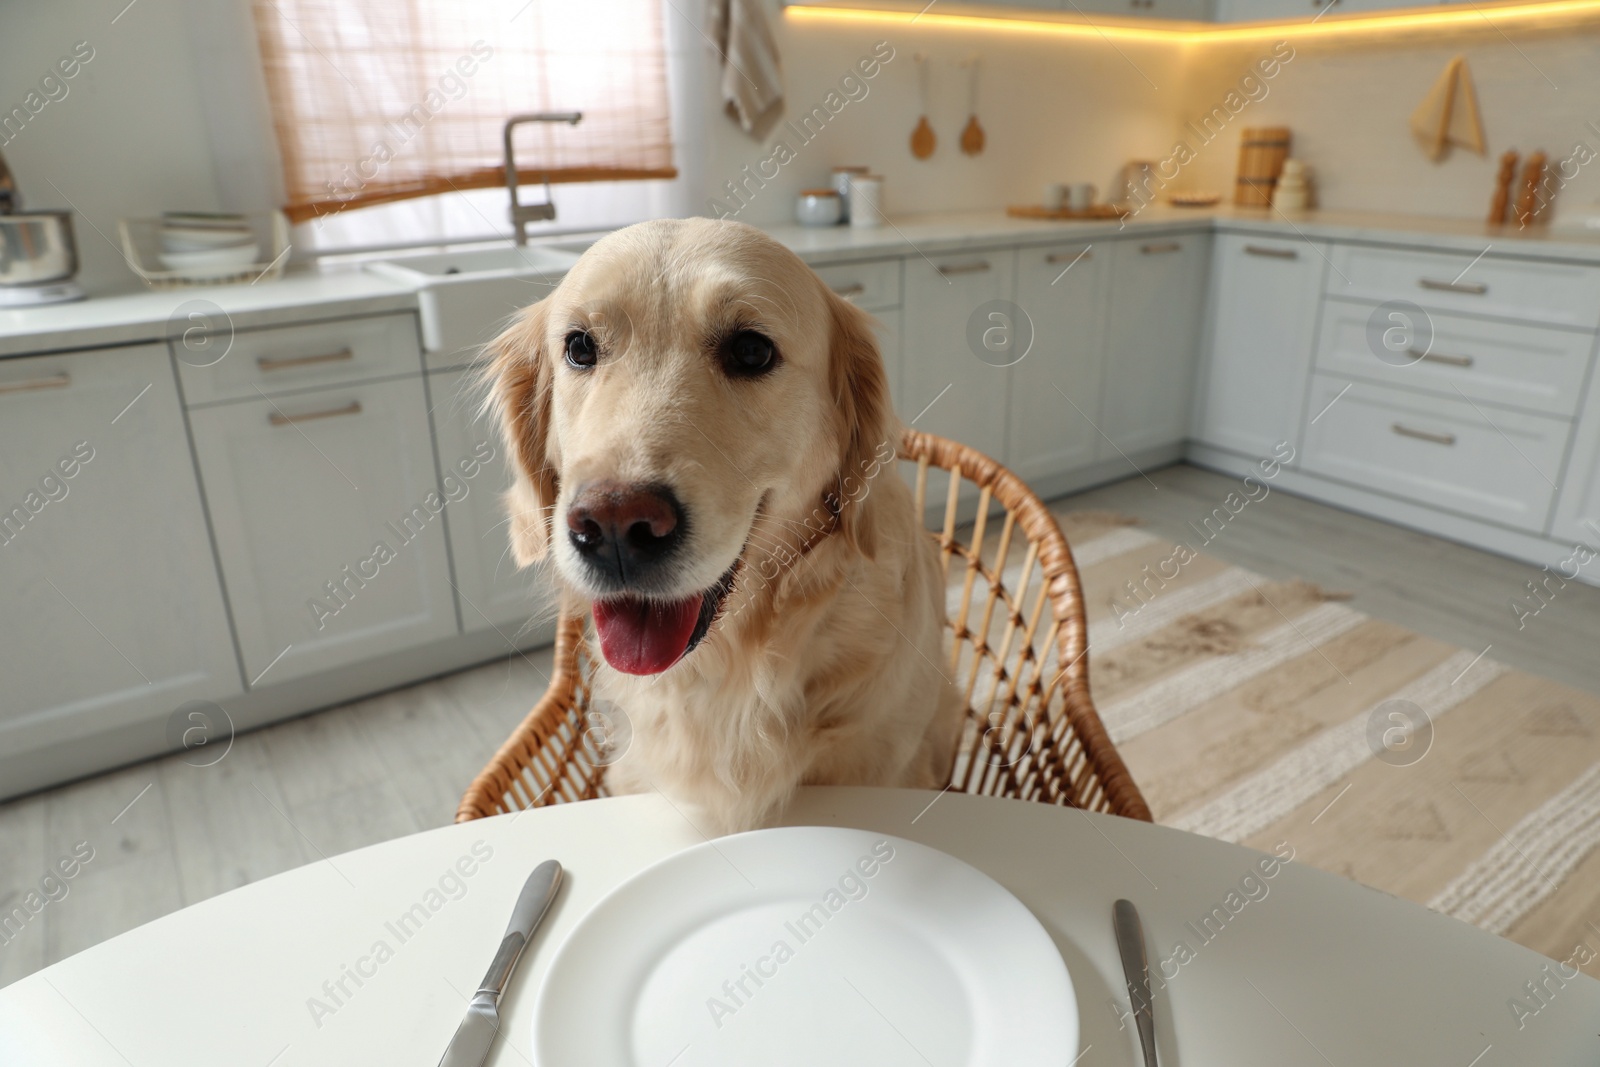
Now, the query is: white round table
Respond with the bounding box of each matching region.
[1,787,1594,1065]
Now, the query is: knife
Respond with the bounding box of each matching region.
[437,859,563,1067]
[1113,898,1159,1067]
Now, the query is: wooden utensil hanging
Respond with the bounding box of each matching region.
[960,57,985,156]
[911,53,936,160]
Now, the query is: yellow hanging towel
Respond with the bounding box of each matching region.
[1411,55,1486,162]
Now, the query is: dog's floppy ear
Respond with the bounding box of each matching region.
[826,291,898,559]
[485,298,557,567]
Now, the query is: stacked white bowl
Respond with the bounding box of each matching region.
[158,213,259,278]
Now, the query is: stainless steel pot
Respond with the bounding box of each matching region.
[0,211,79,287]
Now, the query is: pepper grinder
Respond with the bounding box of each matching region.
[1487,150,1518,225]
[1514,151,1548,228]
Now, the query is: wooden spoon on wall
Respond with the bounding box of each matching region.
[911,53,936,160]
[960,57,985,156]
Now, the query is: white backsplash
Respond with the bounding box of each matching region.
[6,0,1600,298]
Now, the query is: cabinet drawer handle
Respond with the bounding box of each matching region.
[1419,278,1488,295]
[268,400,363,426]
[1244,244,1297,259]
[257,347,355,372]
[1044,249,1092,264]
[1140,242,1181,255]
[1391,422,1456,446]
[936,260,991,277]
[0,372,70,395]
[830,283,866,298]
[1411,348,1474,368]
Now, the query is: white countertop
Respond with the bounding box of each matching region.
[0,268,418,359]
[3,787,1596,1066]
[8,206,1600,359]
[764,204,1600,263]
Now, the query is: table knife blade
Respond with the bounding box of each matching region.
[437,859,563,1067]
[1114,897,1159,1067]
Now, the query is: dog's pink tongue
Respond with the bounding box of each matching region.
[593,595,702,675]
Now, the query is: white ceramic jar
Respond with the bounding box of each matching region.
[848,174,884,229]
[795,189,843,227]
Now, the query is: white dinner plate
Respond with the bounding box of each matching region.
[533,825,1076,1066]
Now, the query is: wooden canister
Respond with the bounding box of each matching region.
[1235,126,1292,207]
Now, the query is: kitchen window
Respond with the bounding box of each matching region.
[251,0,678,248]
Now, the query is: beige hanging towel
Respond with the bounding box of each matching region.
[708,0,784,141]
[1410,56,1486,162]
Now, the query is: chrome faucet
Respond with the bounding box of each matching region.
[504,112,582,245]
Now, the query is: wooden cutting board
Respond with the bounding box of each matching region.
[1007,204,1129,220]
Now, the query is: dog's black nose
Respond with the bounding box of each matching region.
[566,481,684,585]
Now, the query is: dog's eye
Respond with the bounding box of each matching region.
[720,329,777,377]
[564,330,598,369]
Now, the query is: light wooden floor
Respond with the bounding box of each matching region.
[3,461,1598,990]
[1070,463,1600,697]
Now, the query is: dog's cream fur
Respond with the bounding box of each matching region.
[487,218,962,834]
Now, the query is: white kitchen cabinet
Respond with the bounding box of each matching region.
[871,308,905,421]
[1057,0,1214,17]
[0,345,239,763]
[1213,0,1335,18]
[813,258,906,420]
[1551,363,1600,549]
[1196,233,1327,458]
[1100,233,1210,459]
[1131,0,1215,18]
[188,375,458,687]
[1302,374,1567,533]
[901,247,1017,462]
[428,369,558,638]
[1010,241,1109,483]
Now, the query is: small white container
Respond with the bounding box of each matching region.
[1068,183,1096,213]
[848,174,884,229]
[1272,159,1310,213]
[795,189,842,227]
[1043,183,1066,211]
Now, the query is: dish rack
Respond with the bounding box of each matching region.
[117,210,291,288]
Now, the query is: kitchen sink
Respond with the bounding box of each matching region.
[368,243,582,280]
[367,242,585,359]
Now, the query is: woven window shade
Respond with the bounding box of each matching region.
[252,0,677,224]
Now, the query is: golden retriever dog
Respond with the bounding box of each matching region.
[486,217,963,834]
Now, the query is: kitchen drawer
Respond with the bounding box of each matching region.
[1302,374,1568,533]
[175,312,423,405]
[1329,244,1600,329]
[1315,299,1596,418]
[810,258,901,310]
[1015,240,1098,278]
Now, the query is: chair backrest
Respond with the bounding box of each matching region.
[901,428,1150,820]
[456,429,1151,822]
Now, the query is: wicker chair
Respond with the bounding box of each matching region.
[456,428,1151,823]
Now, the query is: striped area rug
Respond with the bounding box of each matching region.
[1051,510,1600,965]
